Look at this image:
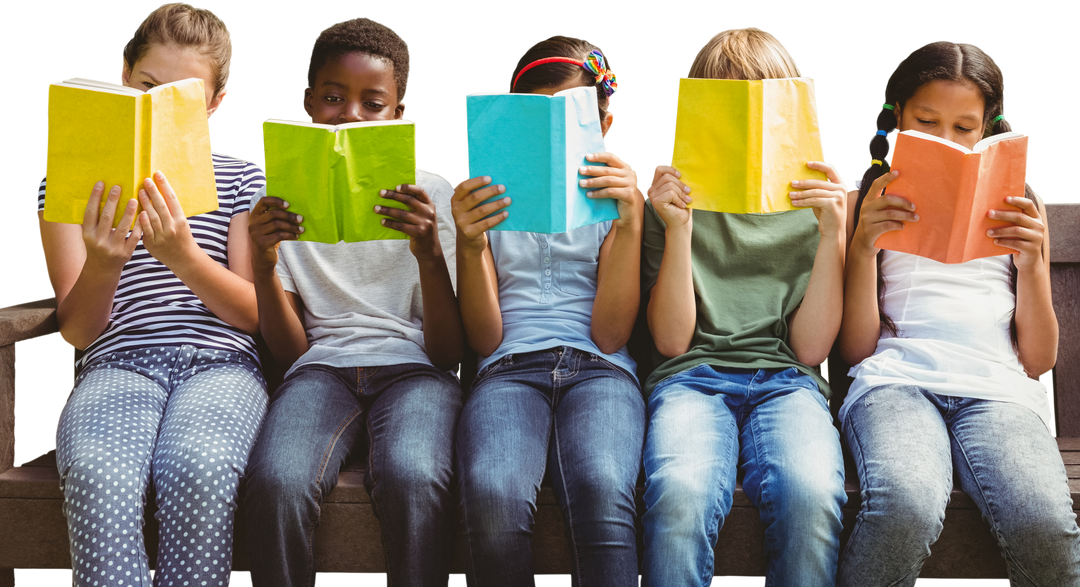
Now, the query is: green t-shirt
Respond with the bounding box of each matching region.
[641,201,830,397]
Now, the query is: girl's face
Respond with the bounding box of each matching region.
[304,52,404,126]
[122,43,224,117]
[530,78,613,137]
[896,79,985,150]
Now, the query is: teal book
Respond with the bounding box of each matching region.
[467,86,618,233]
[263,119,415,243]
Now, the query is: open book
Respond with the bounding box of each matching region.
[467,86,619,233]
[45,78,218,226]
[671,77,826,214]
[876,129,1027,264]
[263,119,415,244]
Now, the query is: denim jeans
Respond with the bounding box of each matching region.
[455,347,645,587]
[838,384,1080,587]
[56,346,267,587]
[641,364,846,587]
[243,362,462,587]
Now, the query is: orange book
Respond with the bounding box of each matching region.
[876,130,1027,264]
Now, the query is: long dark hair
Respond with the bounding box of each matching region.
[510,36,612,121]
[853,41,1035,339]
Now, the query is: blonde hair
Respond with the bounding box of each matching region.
[688,28,800,80]
[122,3,231,98]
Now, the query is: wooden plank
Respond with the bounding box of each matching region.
[0,345,12,474]
[1048,204,1080,264]
[1052,265,1080,437]
[1059,437,1080,451]
[0,299,57,348]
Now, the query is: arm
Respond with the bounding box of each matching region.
[248,196,310,369]
[989,194,1057,376]
[137,172,259,333]
[786,162,847,366]
[375,184,463,370]
[39,182,143,349]
[582,152,644,354]
[837,170,919,364]
[450,176,511,357]
[645,166,696,357]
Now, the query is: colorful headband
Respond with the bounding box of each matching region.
[511,50,618,97]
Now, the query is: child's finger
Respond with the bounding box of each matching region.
[585,187,626,199]
[112,198,140,239]
[380,189,424,211]
[463,198,511,225]
[374,205,422,226]
[806,161,844,185]
[869,169,899,196]
[791,179,842,192]
[453,176,493,200]
[126,219,144,252]
[151,171,184,218]
[138,189,165,236]
[988,208,1042,228]
[585,152,624,168]
[254,197,290,214]
[579,175,625,190]
[988,225,1039,241]
[391,184,432,205]
[463,185,507,209]
[1004,196,1038,216]
[653,165,681,184]
[870,194,916,212]
[470,210,509,233]
[83,181,106,231]
[141,177,172,221]
[870,208,919,224]
[259,208,303,226]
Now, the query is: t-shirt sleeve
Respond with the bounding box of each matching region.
[421,171,458,292]
[234,162,267,215]
[275,243,298,295]
[641,200,667,294]
[37,177,47,213]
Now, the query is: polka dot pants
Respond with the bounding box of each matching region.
[55,345,268,587]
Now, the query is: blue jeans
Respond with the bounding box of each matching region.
[455,347,645,587]
[56,346,267,587]
[641,364,846,587]
[243,363,462,587]
[838,384,1080,587]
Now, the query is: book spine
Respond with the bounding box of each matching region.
[135,93,152,201]
[748,81,763,209]
[955,154,981,263]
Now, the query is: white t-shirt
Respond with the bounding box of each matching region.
[258,170,456,376]
[842,250,1050,427]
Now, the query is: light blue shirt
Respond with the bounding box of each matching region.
[480,222,637,380]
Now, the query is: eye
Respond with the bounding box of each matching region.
[915,118,935,126]
[364,102,386,110]
[955,125,975,133]
[324,95,343,103]
[142,82,156,90]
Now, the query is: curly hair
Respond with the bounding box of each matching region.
[123,3,231,98]
[307,18,410,100]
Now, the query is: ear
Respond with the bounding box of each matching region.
[206,88,226,118]
[304,88,314,117]
[600,112,614,137]
[122,60,132,86]
[394,102,405,120]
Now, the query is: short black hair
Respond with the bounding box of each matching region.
[307,18,409,100]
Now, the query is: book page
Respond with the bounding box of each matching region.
[962,135,1028,262]
[760,78,826,213]
[338,123,415,243]
[560,87,617,232]
[148,78,217,218]
[264,121,339,243]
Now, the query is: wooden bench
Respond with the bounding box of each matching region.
[2,204,1078,584]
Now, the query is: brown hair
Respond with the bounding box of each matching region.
[688,28,800,81]
[122,3,231,98]
[511,36,613,121]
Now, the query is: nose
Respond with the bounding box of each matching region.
[341,100,363,124]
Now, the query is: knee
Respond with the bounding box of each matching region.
[644,468,726,541]
[458,464,534,536]
[374,449,451,504]
[243,452,314,512]
[856,476,947,545]
[570,460,636,515]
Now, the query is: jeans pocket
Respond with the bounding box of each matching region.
[472,354,513,389]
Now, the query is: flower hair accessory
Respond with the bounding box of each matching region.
[511,49,618,97]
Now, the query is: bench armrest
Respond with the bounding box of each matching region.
[0,298,58,473]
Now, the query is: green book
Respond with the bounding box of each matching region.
[263,119,416,243]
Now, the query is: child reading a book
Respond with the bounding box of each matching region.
[38,4,268,586]
[837,41,1080,586]
[640,28,848,585]
[242,18,463,587]
[451,36,645,585]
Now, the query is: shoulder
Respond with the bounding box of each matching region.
[212,153,266,189]
[415,169,453,204]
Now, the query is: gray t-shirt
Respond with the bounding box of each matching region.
[258,170,456,376]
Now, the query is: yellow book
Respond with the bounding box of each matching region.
[671,77,826,214]
[45,77,218,226]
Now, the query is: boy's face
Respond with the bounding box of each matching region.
[305,52,404,125]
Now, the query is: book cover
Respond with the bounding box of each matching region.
[877,130,1027,264]
[671,77,826,214]
[263,119,416,244]
[45,77,218,226]
[467,86,618,233]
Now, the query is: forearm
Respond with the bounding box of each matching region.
[591,225,642,354]
[838,244,883,365]
[456,241,503,356]
[1014,263,1058,376]
[418,254,465,370]
[252,268,309,368]
[788,232,845,366]
[648,226,696,357]
[56,259,124,349]
[171,251,260,333]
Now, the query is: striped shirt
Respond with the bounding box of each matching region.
[38,153,265,369]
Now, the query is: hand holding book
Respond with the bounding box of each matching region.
[374,184,445,261]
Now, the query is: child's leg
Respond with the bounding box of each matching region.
[546,350,644,586]
[149,347,266,587]
[243,365,363,587]
[56,351,171,587]
[837,384,953,587]
[949,398,1080,587]
[455,351,557,587]
[739,368,845,587]
[363,364,463,587]
[641,364,742,587]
